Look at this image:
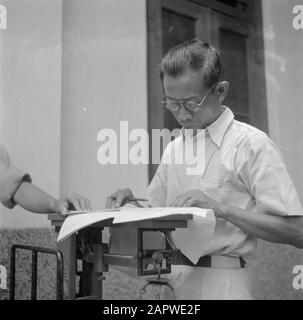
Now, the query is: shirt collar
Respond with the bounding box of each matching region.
[181,106,234,147]
[206,106,234,147]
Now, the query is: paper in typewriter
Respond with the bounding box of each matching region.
[57,206,215,264]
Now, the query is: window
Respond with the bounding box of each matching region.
[147,0,267,180]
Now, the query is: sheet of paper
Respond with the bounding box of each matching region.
[57,209,119,242]
[171,210,215,264]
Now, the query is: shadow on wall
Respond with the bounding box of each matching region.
[1,229,303,299]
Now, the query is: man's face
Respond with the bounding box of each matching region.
[163,69,218,130]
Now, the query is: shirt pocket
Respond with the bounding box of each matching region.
[197,179,231,203]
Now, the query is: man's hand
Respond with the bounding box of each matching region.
[169,189,224,217]
[106,188,136,209]
[54,193,91,215]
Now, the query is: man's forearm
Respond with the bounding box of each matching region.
[214,204,303,248]
[13,181,57,213]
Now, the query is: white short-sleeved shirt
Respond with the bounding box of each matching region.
[0,144,31,208]
[147,106,303,258]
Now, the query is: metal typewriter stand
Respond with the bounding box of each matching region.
[48,214,192,300]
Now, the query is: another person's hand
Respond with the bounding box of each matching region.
[106,188,136,209]
[169,189,224,217]
[54,193,91,215]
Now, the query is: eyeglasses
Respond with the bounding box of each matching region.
[161,82,218,113]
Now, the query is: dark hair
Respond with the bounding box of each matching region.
[160,39,222,89]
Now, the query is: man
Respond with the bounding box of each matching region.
[106,39,303,299]
[0,143,90,214]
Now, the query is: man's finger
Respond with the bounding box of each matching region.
[106,189,122,208]
[179,196,191,207]
[85,198,92,211]
[169,194,183,207]
[183,197,196,207]
[115,193,126,208]
[169,199,177,207]
[170,197,184,207]
[106,196,114,209]
[83,197,90,211]
[79,196,87,211]
[67,194,81,211]
[72,193,86,210]
[196,200,209,209]
[79,195,90,211]
[56,200,68,215]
